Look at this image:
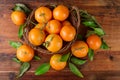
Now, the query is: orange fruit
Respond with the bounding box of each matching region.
[11,11,26,26]
[62,20,71,26]
[60,25,76,41]
[71,41,88,58]
[50,54,66,70]
[87,34,102,50]
[53,5,69,21]
[34,23,46,30]
[35,6,52,23]
[46,19,61,34]
[44,34,63,52]
[28,28,46,46]
[17,44,34,62]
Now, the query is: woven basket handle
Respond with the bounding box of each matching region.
[70,6,80,31]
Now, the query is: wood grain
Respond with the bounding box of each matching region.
[0,0,120,80]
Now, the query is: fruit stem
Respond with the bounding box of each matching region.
[68,52,73,62]
[30,21,37,25]
[72,47,85,53]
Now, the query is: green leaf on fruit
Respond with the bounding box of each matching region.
[100,39,109,49]
[60,52,70,62]
[9,41,22,49]
[12,3,31,15]
[86,30,96,37]
[93,28,105,36]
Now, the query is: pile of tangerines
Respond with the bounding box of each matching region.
[29,5,76,53]
[10,3,106,78]
[11,5,78,61]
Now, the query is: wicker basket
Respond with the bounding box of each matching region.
[22,4,80,54]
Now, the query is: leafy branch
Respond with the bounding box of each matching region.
[79,10,105,37]
[12,3,31,15]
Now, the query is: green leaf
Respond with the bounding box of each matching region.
[9,41,22,49]
[80,10,103,29]
[82,21,97,28]
[69,62,84,78]
[86,28,105,37]
[34,56,41,60]
[60,52,70,62]
[100,39,109,49]
[17,62,30,78]
[77,34,83,40]
[18,23,26,38]
[35,63,50,75]
[92,16,101,28]
[12,57,21,64]
[93,28,105,36]
[86,30,96,37]
[80,10,91,19]
[14,3,31,15]
[88,48,94,61]
[71,57,87,65]
[12,6,24,12]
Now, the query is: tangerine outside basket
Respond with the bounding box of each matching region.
[21,4,80,54]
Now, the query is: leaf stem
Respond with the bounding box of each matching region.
[30,21,37,25]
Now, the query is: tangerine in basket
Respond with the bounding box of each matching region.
[71,41,88,58]
[46,19,62,34]
[17,44,34,62]
[53,5,69,21]
[87,34,102,50]
[50,54,67,70]
[35,6,52,23]
[28,28,46,46]
[34,23,46,30]
[44,34,63,52]
[60,25,76,41]
[11,11,26,26]
[62,20,72,26]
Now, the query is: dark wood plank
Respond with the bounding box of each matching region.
[0,51,120,80]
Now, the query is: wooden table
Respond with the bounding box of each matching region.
[0,0,120,80]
